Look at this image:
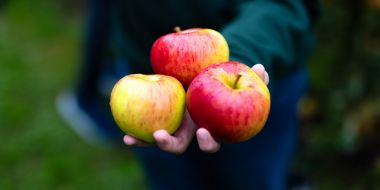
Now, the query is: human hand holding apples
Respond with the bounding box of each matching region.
[110,27,270,154]
[121,64,268,153]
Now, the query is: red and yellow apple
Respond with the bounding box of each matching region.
[187,61,271,143]
[150,27,229,88]
[109,74,186,142]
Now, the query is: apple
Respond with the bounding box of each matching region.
[150,27,229,88]
[186,61,271,143]
[109,74,186,143]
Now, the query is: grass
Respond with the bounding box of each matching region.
[0,1,146,189]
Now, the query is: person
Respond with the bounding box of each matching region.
[57,0,319,189]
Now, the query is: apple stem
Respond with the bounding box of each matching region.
[174,26,181,33]
[233,74,243,89]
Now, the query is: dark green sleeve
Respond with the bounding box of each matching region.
[221,0,316,81]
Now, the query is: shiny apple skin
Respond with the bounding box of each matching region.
[151,28,229,88]
[110,74,186,142]
[187,62,271,143]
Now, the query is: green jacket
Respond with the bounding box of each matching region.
[85,0,318,89]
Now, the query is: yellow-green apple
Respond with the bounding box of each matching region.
[150,27,229,88]
[109,74,186,143]
[187,61,271,143]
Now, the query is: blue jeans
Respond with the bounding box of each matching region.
[131,69,308,190]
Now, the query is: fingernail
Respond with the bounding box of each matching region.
[154,133,167,145]
[199,132,208,141]
[124,137,133,145]
[252,64,263,70]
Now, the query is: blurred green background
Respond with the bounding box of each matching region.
[0,0,379,189]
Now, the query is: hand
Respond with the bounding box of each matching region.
[123,63,269,154]
[124,110,220,154]
[252,63,269,85]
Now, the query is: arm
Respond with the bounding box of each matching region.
[76,0,111,99]
[124,0,316,154]
[222,0,316,83]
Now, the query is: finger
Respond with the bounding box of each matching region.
[173,110,197,145]
[264,71,269,85]
[251,64,266,81]
[154,110,196,154]
[154,129,187,154]
[196,128,220,153]
[123,135,152,147]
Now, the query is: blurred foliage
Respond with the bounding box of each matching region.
[0,0,145,189]
[0,0,379,189]
[295,0,380,189]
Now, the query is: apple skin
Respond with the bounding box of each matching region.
[109,74,186,143]
[150,28,229,88]
[186,61,271,143]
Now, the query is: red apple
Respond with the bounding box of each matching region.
[187,61,271,143]
[109,74,186,142]
[150,27,229,88]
